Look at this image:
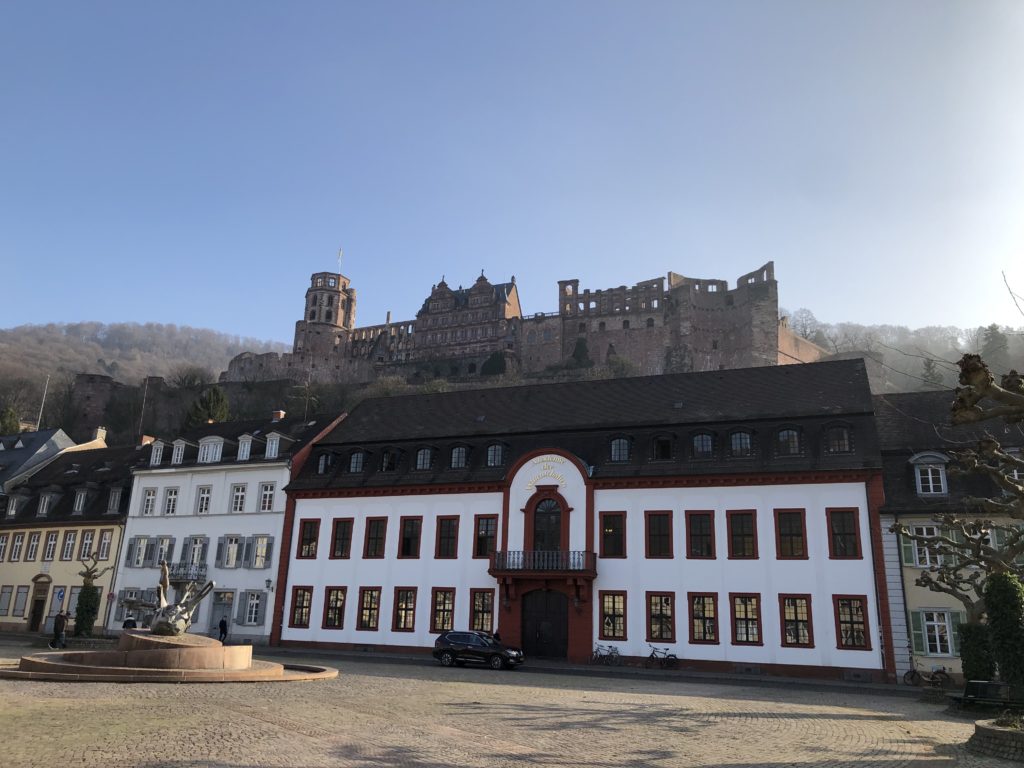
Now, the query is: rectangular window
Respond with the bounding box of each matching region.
[172,442,185,464]
[474,514,498,559]
[43,532,58,561]
[357,587,381,630]
[731,593,762,645]
[0,586,11,615]
[266,435,280,459]
[913,610,955,655]
[25,532,40,561]
[599,591,627,640]
[259,483,275,512]
[364,517,387,559]
[195,486,212,515]
[834,595,870,650]
[392,587,417,631]
[13,586,29,616]
[774,509,807,559]
[827,509,862,559]
[37,495,50,517]
[644,511,672,558]
[430,588,455,633]
[470,589,494,633]
[73,489,87,513]
[911,525,943,567]
[647,592,675,642]
[251,535,271,569]
[61,531,77,561]
[330,518,353,559]
[9,533,24,561]
[223,535,242,568]
[141,488,156,516]
[245,591,261,624]
[398,517,422,559]
[237,439,251,461]
[686,510,715,559]
[435,516,459,559]
[600,512,626,558]
[107,488,122,513]
[689,593,718,644]
[162,488,178,516]
[132,536,148,567]
[727,510,758,559]
[916,465,946,496]
[779,594,814,647]
[322,587,347,630]
[98,530,112,560]
[0,534,7,560]
[230,484,246,513]
[79,530,95,560]
[296,519,320,559]
[289,586,313,628]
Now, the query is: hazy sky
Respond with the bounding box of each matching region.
[2,2,1023,343]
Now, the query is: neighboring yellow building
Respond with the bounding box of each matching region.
[0,444,144,635]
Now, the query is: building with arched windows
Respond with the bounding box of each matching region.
[275,358,895,682]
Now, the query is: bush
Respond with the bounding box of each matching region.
[481,352,506,376]
[74,586,101,637]
[959,622,996,682]
[984,572,1024,687]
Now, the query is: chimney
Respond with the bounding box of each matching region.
[271,410,286,422]
[93,426,108,444]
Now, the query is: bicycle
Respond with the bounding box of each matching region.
[903,658,953,689]
[590,643,623,666]
[645,644,678,669]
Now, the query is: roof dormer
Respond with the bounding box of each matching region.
[197,436,224,464]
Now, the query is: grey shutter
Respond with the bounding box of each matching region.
[179,536,190,564]
[215,537,225,568]
[124,537,137,567]
[262,537,274,569]
[899,533,915,565]
[164,537,176,563]
[199,536,209,563]
[256,592,267,625]
[115,589,126,620]
[910,611,925,654]
[143,540,157,568]
[242,537,254,569]
[235,591,247,624]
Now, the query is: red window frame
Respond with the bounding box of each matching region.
[363,517,388,559]
[598,590,627,640]
[688,592,719,644]
[645,591,676,643]
[685,510,716,559]
[472,514,498,559]
[391,586,417,632]
[778,593,814,648]
[726,510,758,559]
[729,592,763,646]
[773,508,808,560]
[430,587,456,633]
[329,518,354,559]
[397,516,423,559]
[469,588,494,633]
[644,510,673,559]
[599,511,627,558]
[295,519,320,559]
[321,586,347,630]
[826,508,862,559]
[288,585,313,628]
[356,586,382,631]
[435,516,460,559]
[832,594,871,650]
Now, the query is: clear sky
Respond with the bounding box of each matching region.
[2,1,1023,343]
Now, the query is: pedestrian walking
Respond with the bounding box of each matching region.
[51,610,68,649]
[218,616,228,643]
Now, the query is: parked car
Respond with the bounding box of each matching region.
[432,630,524,670]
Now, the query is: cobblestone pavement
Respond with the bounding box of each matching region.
[0,646,1011,768]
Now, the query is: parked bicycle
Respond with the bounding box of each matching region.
[590,643,623,666]
[645,644,678,669]
[903,657,953,689]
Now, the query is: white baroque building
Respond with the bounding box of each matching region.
[277,360,896,682]
[106,411,341,644]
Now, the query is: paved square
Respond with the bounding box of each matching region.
[0,647,1004,767]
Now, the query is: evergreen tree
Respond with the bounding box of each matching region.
[184,387,230,428]
[980,324,1010,374]
[920,358,944,390]
[74,586,101,637]
[0,406,19,435]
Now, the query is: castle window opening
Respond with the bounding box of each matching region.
[328,277,336,287]
[325,310,332,322]
[578,323,586,333]
[707,284,717,292]
[309,311,316,320]
[316,277,324,287]
[599,322,606,331]
[543,329,553,341]
[468,363,476,374]
[652,299,658,308]
[712,340,718,350]
[646,318,654,328]
[622,320,630,330]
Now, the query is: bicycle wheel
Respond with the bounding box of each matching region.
[663,654,678,670]
[932,670,953,689]
[609,652,623,667]
[903,669,921,686]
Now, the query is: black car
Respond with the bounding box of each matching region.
[432,630,524,670]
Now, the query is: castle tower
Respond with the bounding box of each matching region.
[293,272,357,354]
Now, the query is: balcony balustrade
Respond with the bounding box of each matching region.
[167,562,207,583]
[489,550,596,577]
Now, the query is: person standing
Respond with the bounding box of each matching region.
[218,616,228,643]
[51,611,68,649]
[122,614,137,630]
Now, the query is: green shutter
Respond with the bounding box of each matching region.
[900,533,915,565]
[910,611,925,654]
[952,611,966,656]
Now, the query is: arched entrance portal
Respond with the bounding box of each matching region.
[521,589,568,659]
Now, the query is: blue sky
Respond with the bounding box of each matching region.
[2,2,1023,343]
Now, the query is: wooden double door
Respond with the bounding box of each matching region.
[521,589,568,659]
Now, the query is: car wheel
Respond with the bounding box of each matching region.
[439,651,456,667]
[488,654,506,670]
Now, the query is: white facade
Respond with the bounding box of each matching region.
[282,449,887,676]
[106,461,286,643]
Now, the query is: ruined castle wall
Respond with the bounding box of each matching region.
[519,315,563,373]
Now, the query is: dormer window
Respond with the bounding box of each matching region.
[415,448,433,471]
[171,441,185,465]
[610,438,631,463]
[776,429,801,457]
[729,430,754,458]
[825,425,853,454]
[349,450,365,473]
[652,436,672,461]
[6,497,17,517]
[450,446,468,469]
[237,437,251,461]
[317,453,333,474]
[150,442,164,466]
[692,433,714,459]
[910,452,949,497]
[380,449,398,472]
[73,489,87,513]
[197,439,223,464]
[37,495,50,517]
[486,443,505,468]
[266,436,280,460]
[107,488,122,513]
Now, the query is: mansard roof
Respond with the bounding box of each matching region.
[419,278,516,314]
[0,428,75,489]
[294,358,879,491]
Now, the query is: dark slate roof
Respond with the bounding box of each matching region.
[0,428,75,488]
[418,280,516,314]
[873,391,1024,515]
[293,359,880,491]
[0,444,145,527]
